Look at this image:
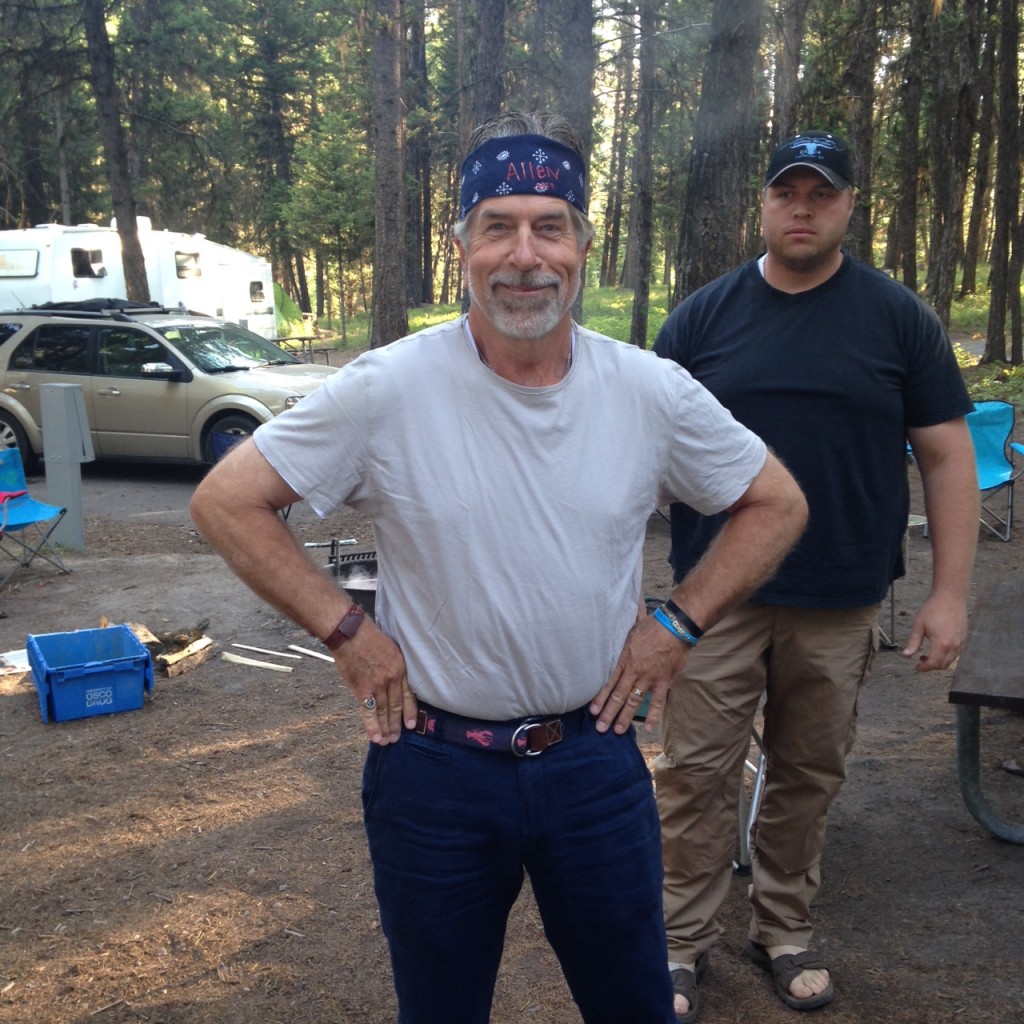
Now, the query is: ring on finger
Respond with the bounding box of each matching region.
[631,687,644,699]
[362,695,377,712]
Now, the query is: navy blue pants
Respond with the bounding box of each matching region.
[362,711,676,1024]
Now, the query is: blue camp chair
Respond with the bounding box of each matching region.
[0,448,69,586]
[210,431,291,520]
[966,400,1024,542]
[210,431,245,463]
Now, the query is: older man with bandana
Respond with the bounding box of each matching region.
[189,110,808,1024]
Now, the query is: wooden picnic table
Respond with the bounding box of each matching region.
[948,573,1024,843]
[275,335,333,364]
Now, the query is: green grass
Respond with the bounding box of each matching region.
[329,287,670,347]
[946,287,1024,403]
[312,283,1024,403]
[580,287,670,345]
[960,360,1024,404]
[949,290,991,336]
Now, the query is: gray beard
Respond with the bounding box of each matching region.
[468,271,580,340]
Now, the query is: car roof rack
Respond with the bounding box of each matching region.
[32,298,167,313]
[39,297,159,310]
[5,298,188,322]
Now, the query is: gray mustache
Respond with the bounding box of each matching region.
[489,274,561,290]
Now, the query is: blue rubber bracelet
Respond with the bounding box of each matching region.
[653,606,698,647]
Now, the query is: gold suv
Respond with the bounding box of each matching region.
[0,300,337,466]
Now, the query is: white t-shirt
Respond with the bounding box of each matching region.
[255,316,766,719]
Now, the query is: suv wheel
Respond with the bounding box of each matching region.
[0,412,35,471]
[203,413,260,464]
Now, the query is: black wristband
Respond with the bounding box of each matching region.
[663,599,704,640]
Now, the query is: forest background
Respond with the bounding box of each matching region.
[3,0,1024,370]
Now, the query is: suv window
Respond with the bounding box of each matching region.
[0,322,23,345]
[155,321,299,370]
[98,326,173,378]
[13,324,92,372]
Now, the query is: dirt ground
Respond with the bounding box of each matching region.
[1,470,1023,1023]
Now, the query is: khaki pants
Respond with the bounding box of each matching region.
[655,601,879,961]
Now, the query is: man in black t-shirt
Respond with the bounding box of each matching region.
[652,130,978,1021]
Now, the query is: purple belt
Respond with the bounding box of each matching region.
[413,701,590,757]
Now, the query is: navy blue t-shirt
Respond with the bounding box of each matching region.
[653,255,973,608]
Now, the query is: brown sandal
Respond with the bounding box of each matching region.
[671,951,709,1023]
[747,941,835,1011]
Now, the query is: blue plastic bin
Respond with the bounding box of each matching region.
[27,625,154,723]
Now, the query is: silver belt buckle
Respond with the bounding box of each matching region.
[510,719,545,757]
[511,717,565,756]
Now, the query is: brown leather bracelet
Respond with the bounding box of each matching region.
[321,604,366,650]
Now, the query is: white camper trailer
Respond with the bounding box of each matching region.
[0,219,277,338]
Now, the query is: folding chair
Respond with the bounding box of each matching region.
[734,727,766,875]
[210,431,291,520]
[966,400,1024,542]
[0,489,27,520]
[0,448,70,586]
[210,431,245,463]
[878,513,928,649]
[0,487,26,616]
[640,594,769,875]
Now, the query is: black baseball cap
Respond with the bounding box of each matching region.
[765,130,854,190]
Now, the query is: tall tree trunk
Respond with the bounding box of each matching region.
[81,0,149,302]
[405,0,432,305]
[456,0,505,313]
[842,0,878,264]
[16,77,47,227]
[519,0,547,111]
[558,0,596,164]
[295,251,311,314]
[558,0,595,324]
[315,250,325,320]
[1011,207,1024,364]
[672,0,765,306]
[1010,106,1024,364]
[600,42,633,288]
[628,0,655,348]
[620,186,639,290]
[984,0,1020,362]
[892,0,928,292]
[53,86,72,225]
[335,233,349,345]
[256,28,306,311]
[961,0,998,298]
[371,0,408,348]
[925,0,983,326]
[771,0,813,138]
[459,0,506,153]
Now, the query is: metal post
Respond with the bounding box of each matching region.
[39,383,95,550]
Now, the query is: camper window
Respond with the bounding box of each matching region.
[70,248,107,278]
[249,281,265,302]
[0,249,39,278]
[176,252,201,279]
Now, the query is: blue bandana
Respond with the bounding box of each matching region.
[459,134,588,219]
